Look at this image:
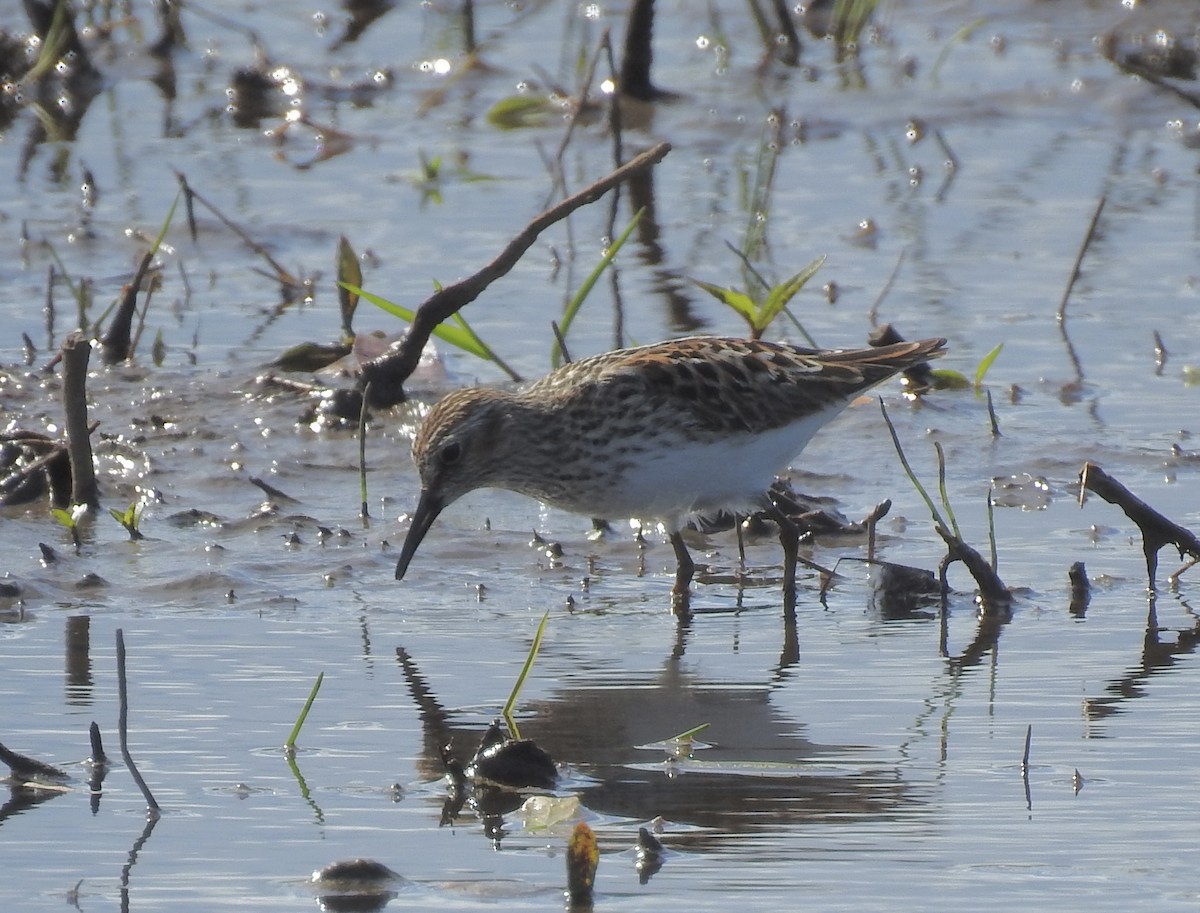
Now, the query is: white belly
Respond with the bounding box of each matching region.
[590,409,842,528]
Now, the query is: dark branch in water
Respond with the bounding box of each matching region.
[935,522,1011,616]
[116,629,161,816]
[0,740,69,783]
[358,142,672,407]
[1079,462,1200,591]
[61,332,98,508]
[100,251,156,364]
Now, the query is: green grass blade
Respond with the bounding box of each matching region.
[760,255,826,328]
[151,188,181,258]
[552,208,645,367]
[880,399,945,529]
[934,441,961,540]
[450,313,522,382]
[691,279,758,322]
[974,342,1004,388]
[503,611,549,740]
[341,283,489,358]
[285,671,324,751]
[667,722,710,742]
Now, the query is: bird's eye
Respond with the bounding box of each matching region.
[440,442,462,466]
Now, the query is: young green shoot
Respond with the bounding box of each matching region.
[664,722,711,759]
[692,255,825,340]
[879,400,947,533]
[931,18,988,86]
[109,501,145,541]
[934,442,961,540]
[51,504,88,551]
[552,208,644,368]
[831,0,880,51]
[929,342,1003,392]
[285,671,324,754]
[974,342,1003,389]
[502,610,549,741]
[342,282,522,383]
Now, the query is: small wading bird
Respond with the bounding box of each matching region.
[394,335,946,614]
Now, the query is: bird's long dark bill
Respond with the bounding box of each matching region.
[395,489,445,580]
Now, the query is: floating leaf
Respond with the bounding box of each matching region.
[486,94,551,129]
[273,341,353,373]
[930,368,971,390]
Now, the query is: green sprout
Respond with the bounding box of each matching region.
[51,503,88,551]
[503,610,549,740]
[692,254,825,340]
[285,671,324,754]
[341,282,521,382]
[108,501,146,541]
[552,208,645,368]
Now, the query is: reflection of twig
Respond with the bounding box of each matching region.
[1056,195,1106,392]
[173,170,307,298]
[1058,195,1105,322]
[1079,461,1200,590]
[115,629,160,815]
[119,809,160,909]
[360,142,671,407]
[867,250,906,327]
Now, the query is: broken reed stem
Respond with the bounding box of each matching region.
[986,487,998,571]
[116,629,160,815]
[986,388,1001,437]
[1057,195,1106,323]
[359,142,671,407]
[1079,461,1200,589]
[358,383,370,519]
[61,332,98,508]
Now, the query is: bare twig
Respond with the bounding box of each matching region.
[116,629,160,815]
[1079,461,1200,590]
[359,142,671,407]
[61,332,98,508]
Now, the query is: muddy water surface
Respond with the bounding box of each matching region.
[3,1,1200,911]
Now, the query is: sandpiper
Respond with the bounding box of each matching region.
[394,335,945,613]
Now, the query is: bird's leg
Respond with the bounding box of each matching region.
[669,531,694,618]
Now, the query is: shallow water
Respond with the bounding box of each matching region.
[3,0,1200,910]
